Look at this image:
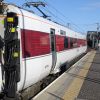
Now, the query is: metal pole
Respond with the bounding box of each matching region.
[96,23,99,48]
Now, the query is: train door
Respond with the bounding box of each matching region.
[50,28,57,73]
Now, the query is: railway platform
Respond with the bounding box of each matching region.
[32,50,100,100]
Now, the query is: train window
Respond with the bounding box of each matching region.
[73,38,77,48]
[64,37,68,48]
[70,38,73,48]
[60,30,66,35]
[50,29,56,52]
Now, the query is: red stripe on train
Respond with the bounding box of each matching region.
[21,29,87,58]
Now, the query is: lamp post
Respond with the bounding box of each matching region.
[96,23,99,48]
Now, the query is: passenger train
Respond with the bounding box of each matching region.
[0,3,87,99]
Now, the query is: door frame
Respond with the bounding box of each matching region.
[50,28,57,73]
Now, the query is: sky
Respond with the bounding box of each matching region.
[4,0,100,34]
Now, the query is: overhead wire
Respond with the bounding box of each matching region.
[22,0,96,33]
[5,0,91,33]
[43,0,86,33]
[41,6,67,25]
[23,0,68,26]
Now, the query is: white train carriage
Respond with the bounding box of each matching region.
[0,4,87,96]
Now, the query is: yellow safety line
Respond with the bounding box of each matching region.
[63,51,96,100]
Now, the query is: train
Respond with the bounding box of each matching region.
[0,2,87,99]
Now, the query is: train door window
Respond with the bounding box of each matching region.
[50,28,56,52]
[64,37,68,49]
[73,38,77,48]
